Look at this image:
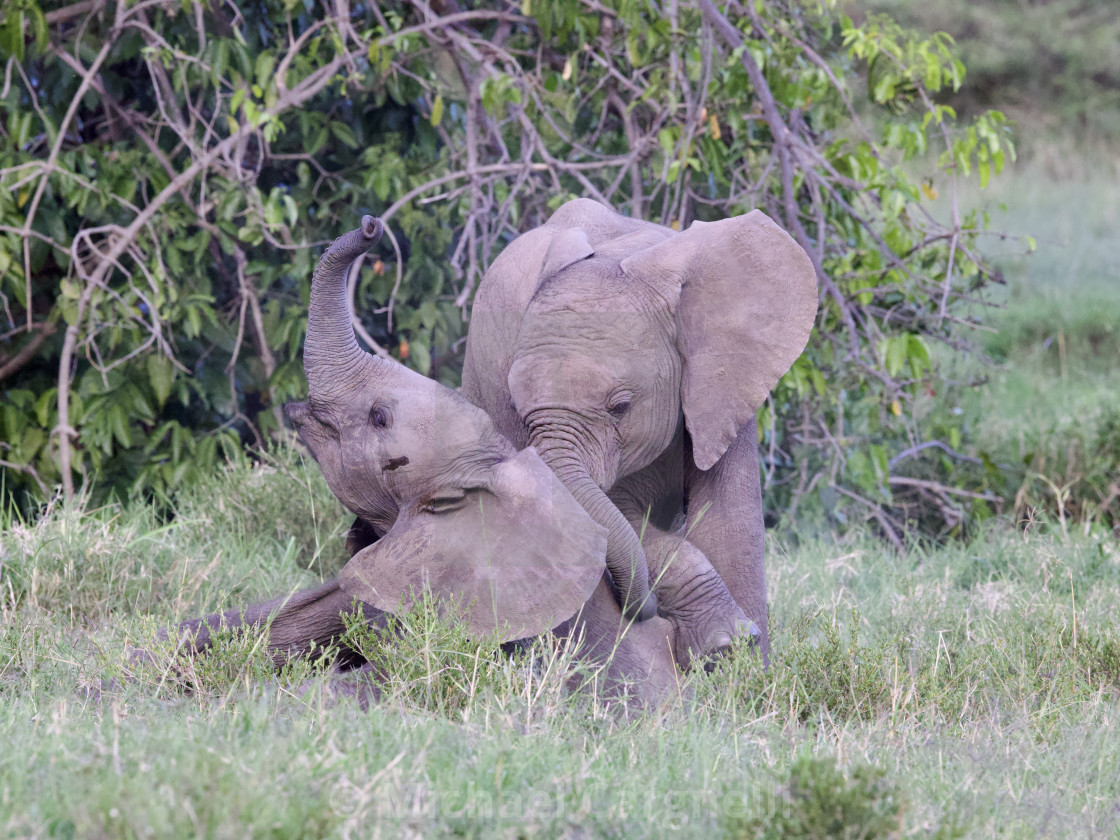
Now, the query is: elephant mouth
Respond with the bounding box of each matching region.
[525,413,614,489]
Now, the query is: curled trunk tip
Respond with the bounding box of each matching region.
[361,215,383,241]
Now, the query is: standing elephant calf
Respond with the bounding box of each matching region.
[462,199,819,662]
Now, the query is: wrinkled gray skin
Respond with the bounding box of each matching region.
[462,199,818,662]
[168,579,379,669]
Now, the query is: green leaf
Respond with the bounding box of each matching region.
[1,9,25,62]
[147,355,173,407]
[907,335,930,378]
[330,121,359,149]
[28,2,46,55]
[254,51,276,89]
[109,405,132,449]
[879,336,907,377]
[409,338,431,375]
[34,388,55,427]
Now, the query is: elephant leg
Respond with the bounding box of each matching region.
[606,461,756,668]
[684,420,770,663]
[640,527,759,668]
[167,579,386,669]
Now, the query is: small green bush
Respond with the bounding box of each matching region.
[726,753,908,840]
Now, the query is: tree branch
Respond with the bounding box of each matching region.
[54,21,367,501]
[0,322,56,382]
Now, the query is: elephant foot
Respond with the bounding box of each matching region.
[635,528,760,668]
[665,599,758,669]
[699,618,762,672]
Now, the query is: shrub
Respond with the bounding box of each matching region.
[1,0,1014,540]
[726,753,909,840]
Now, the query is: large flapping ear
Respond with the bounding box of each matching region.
[338,448,607,642]
[620,210,818,471]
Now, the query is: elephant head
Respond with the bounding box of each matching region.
[284,216,607,641]
[510,202,817,470]
[469,199,818,656]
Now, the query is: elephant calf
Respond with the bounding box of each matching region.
[462,198,819,662]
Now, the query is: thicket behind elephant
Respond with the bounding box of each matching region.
[462,199,818,660]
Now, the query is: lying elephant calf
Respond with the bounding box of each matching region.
[155,216,758,705]
[161,573,686,707]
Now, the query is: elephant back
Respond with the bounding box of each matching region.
[462,225,556,447]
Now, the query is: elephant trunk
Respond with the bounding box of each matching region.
[304,215,386,402]
[531,435,658,622]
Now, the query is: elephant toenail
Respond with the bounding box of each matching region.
[736,619,762,645]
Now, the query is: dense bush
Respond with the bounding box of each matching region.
[0,0,1015,537]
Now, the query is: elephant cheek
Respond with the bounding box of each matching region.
[329,433,388,519]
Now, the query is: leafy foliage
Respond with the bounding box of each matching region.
[1,0,1014,535]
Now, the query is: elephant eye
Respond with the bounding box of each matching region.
[607,398,631,418]
[369,405,391,428]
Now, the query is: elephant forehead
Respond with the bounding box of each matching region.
[516,310,671,357]
[530,269,667,315]
[389,399,500,463]
[389,384,491,428]
[509,353,618,401]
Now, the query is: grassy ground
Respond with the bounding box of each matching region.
[3,442,1119,838]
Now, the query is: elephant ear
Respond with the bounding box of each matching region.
[338,448,607,642]
[620,210,818,471]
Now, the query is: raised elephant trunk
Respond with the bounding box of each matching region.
[304,215,386,403]
[530,433,659,622]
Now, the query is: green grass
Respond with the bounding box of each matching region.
[982,161,1119,530]
[3,447,1120,837]
[914,150,1120,533]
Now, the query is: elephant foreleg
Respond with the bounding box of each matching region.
[684,421,770,663]
[640,527,759,668]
